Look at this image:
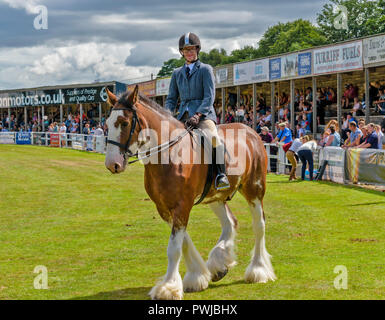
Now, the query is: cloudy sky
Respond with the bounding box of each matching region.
[0,0,328,90]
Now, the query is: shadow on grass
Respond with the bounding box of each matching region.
[69,280,249,300]
[70,286,152,300]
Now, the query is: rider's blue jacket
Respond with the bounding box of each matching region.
[165,60,217,123]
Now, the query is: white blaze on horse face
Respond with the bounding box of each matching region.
[105,110,125,169]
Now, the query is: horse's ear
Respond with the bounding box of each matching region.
[129,85,139,104]
[106,88,117,106]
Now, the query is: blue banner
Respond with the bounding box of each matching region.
[16,132,31,145]
[269,58,281,80]
[298,52,312,76]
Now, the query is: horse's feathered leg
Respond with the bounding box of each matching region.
[149,227,185,300]
[206,202,237,282]
[182,232,211,292]
[244,199,276,283]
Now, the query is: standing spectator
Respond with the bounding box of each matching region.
[297,135,317,181]
[273,122,293,144]
[59,122,67,147]
[356,123,379,149]
[375,124,384,149]
[286,138,302,181]
[325,125,341,147]
[342,121,362,148]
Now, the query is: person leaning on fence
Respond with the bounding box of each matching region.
[355,123,379,149]
[297,135,317,181]
[325,125,341,147]
[285,137,302,181]
[273,122,293,144]
[342,121,362,149]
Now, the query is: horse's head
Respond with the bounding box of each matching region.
[105,85,141,174]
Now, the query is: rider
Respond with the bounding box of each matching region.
[165,32,230,190]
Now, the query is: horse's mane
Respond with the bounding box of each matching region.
[118,91,182,127]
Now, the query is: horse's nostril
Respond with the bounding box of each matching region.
[114,163,120,172]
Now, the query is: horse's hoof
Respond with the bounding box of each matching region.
[211,268,228,282]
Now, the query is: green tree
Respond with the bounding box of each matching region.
[199,48,228,66]
[317,0,385,43]
[157,57,184,78]
[256,19,327,56]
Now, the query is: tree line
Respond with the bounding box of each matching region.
[157,0,385,78]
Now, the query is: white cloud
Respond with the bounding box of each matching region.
[1,0,42,14]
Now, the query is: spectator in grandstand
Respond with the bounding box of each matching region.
[297,135,317,181]
[381,117,385,134]
[352,97,364,116]
[286,137,302,181]
[235,104,245,123]
[260,126,273,144]
[273,122,293,144]
[316,88,326,125]
[373,87,385,115]
[342,121,362,148]
[225,108,235,123]
[369,81,380,107]
[325,125,341,147]
[305,87,313,104]
[83,123,91,135]
[296,123,306,138]
[356,123,379,149]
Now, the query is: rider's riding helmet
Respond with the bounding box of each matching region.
[179,33,201,55]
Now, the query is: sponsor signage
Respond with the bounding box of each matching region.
[16,132,32,145]
[319,147,346,184]
[50,133,60,147]
[269,58,281,80]
[0,132,15,144]
[0,85,114,108]
[127,80,156,97]
[363,34,385,65]
[156,78,171,96]
[215,68,228,84]
[313,40,363,75]
[234,59,269,85]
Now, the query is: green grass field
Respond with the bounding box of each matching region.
[0,145,384,300]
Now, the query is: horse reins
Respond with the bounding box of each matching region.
[106,105,194,164]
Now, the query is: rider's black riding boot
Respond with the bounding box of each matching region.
[213,144,230,190]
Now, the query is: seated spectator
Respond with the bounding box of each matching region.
[342,121,362,148]
[273,122,293,144]
[373,87,385,115]
[325,125,341,147]
[260,126,273,143]
[236,105,245,123]
[352,97,364,116]
[356,123,379,149]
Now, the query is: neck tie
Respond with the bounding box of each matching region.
[186,67,190,79]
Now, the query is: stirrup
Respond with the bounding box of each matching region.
[215,174,230,190]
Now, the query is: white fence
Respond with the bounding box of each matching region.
[0,131,106,154]
[1,132,321,176]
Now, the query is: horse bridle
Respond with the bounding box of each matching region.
[106,104,194,165]
[106,105,142,159]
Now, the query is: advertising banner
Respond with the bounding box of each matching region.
[215,68,228,84]
[281,53,298,79]
[0,89,63,108]
[298,52,312,76]
[319,147,345,184]
[234,59,269,85]
[63,86,113,104]
[363,34,385,65]
[16,132,32,145]
[50,133,60,147]
[0,132,15,144]
[345,148,385,185]
[127,80,156,97]
[269,58,282,80]
[313,40,363,75]
[156,78,171,96]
